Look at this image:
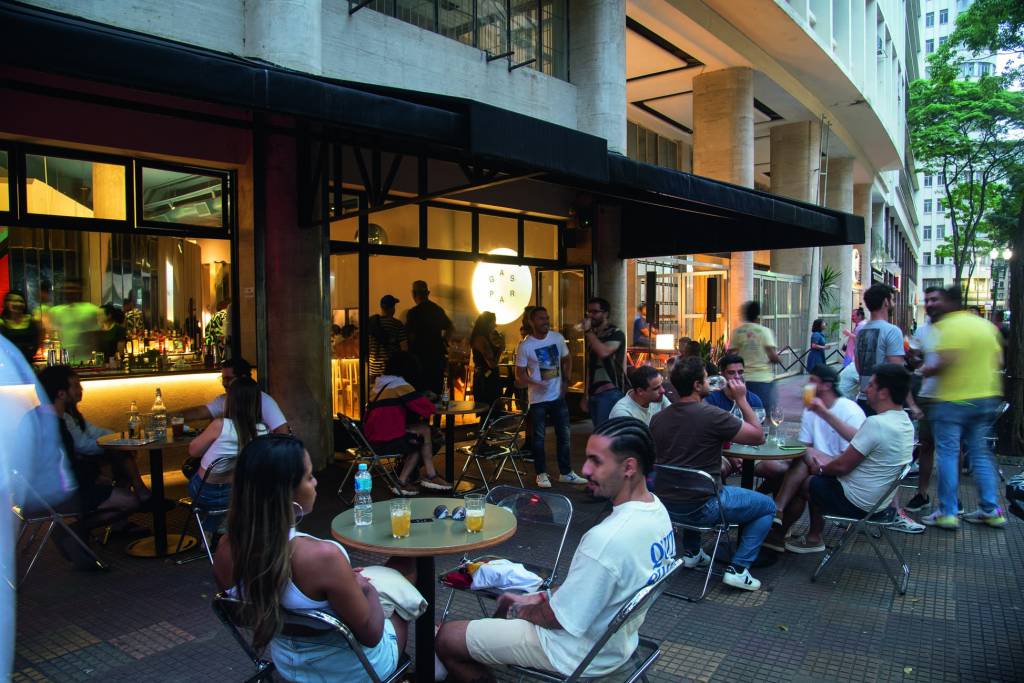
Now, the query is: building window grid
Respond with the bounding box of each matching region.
[939,9,948,24]
[925,12,934,27]
[357,0,569,81]
[926,38,935,53]
[923,225,932,240]
[924,199,932,213]
[923,174,932,187]
[924,252,932,265]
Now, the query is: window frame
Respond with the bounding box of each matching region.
[939,9,948,24]
[925,11,934,27]
[134,160,233,237]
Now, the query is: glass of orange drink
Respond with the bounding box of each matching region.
[390,499,411,539]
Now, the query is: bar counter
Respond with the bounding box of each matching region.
[77,370,222,432]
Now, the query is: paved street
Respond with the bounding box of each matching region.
[12,373,1024,683]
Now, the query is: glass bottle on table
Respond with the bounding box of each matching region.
[127,400,140,440]
[152,387,167,434]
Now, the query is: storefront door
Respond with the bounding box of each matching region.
[536,268,588,402]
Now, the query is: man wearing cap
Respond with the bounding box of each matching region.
[368,294,408,386]
[406,280,454,395]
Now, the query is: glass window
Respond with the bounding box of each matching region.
[923,252,931,266]
[936,225,945,239]
[925,12,934,27]
[939,9,948,24]
[523,220,558,259]
[361,204,420,248]
[923,225,932,240]
[936,255,945,265]
[926,39,935,53]
[25,153,127,221]
[939,36,948,46]
[2,227,228,372]
[936,199,944,212]
[923,199,932,213]
[428,207,472,252]
[139,166,226,229]
[0,149,9,213]
[923,174,932,187]
[479,213,518,253]
[329,252,362,419]
[330,215,358,243]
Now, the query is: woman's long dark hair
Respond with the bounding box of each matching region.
[227,435,307,653]
[225,377,263,451]
[470,311,497,340]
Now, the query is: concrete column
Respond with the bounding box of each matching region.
[593,205,626,333]
[768,120,821,277]
[823,158,855,331]
[570,0,626,154]
[692,67,754,331]
[871,200,885,288]
[263,131,332,468]
[245,0,323,74]
[854,183,873,294]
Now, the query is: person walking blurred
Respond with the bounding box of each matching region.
[922,286,1007,530]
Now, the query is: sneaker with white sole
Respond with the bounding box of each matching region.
[922,510,959,529]
[558,471,588,485]
[904,493,931,512]
[536,473,552,488]
[681,549,711,569]
[961,507,1008,528]
[890,510,925,534]
[723,565,761,591]
[388,480,420,497]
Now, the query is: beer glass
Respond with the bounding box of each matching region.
[464,493,485,533]
[390,499,411,539]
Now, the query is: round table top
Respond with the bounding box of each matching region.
[98,431,194,452]
[723,442,807,461]
[331,497,516,557]
[433,401,489,416]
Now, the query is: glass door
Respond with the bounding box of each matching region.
[536,268,587,397]
[679,269,728,348]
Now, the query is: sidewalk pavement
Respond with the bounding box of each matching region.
[12,370,1024,682]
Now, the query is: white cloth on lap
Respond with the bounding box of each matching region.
[470,559,543,593]
[360,565,428,621]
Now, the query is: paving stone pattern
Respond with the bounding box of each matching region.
[13,374,1024,682]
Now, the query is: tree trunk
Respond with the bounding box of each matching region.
[1006,201,1024,457]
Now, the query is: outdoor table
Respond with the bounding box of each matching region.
[433,401,489,483]
[723,441,807,490]
[722,441,806,566]
[332,497,516,683]
[98,431,198,558]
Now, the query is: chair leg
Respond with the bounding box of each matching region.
[440,587,456,623]
[811,520,861,583]
[21,521,56,585]
[476,592,490,618]
[871,527,910,595]
[336,461,358,503]
[474,457,492,495]
[666,528,723,603]
[452,453,475,493]
[175,506,197,555]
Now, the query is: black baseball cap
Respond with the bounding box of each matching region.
[380,294,400,308]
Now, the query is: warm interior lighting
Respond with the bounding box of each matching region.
[655,333,675,351]
[471,248,533,325]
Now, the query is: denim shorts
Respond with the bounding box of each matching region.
[808,475,869,519]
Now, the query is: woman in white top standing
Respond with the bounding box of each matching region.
[187,376,265,513]
[213,435,420,682]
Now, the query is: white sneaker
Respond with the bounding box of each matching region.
[536,473,552,488]
[723,565,761,591]
[558,471,588,485]
[682,549,711,569]
[890,510,926,534]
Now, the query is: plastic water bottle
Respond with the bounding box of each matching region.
[354,464,373,526]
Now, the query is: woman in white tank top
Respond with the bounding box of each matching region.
[187,377,266,512]
[212,435,421,682]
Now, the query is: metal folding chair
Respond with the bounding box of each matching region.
[506,559,684,683]
[213,593,412,683]
[453,405,529,493]
[175,456,234,565]
[986,401,1009,481]
[11,468,106,584]
[439,486,573,621]
[334,413,406,503]
[811,463,913,595]
[655,464,736,603]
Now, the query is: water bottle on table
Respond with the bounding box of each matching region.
[354,463,373,526]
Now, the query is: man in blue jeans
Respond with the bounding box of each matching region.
[515,307,587,489]
[650,356,773,591]
[582,297,627,429]
[922,286,1007,529]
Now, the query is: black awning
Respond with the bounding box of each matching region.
[605,155,864,257]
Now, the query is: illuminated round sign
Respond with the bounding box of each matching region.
[472,248,533,325]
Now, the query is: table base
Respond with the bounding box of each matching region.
[126,534,198,558]
[414,556,436,683]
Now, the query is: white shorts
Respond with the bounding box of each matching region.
[465,618,557,672]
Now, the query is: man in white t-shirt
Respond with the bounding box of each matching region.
[784,364,914,553]
[436,417,675,681]
[762,364,865,551]
[609,366,671,425]
[514,307,585,488]
[178,358,289,433]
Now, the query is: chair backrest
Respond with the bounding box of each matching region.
[862,463,914,517]
[211,593,269,669]
[477,411,528,450]
[485,485,573,585]
[653,464,727,525]
[565,558,685,682]
[336,413,377,457]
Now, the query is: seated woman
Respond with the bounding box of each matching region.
[188,376,265,516]
[363,351,452,495]
[213,435,419,682]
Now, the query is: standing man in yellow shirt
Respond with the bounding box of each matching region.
[729,301,782,414]
[922,286,1007,530]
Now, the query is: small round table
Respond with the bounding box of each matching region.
[433,401,490,484]
[332,497,516,683]
[99,432,198,558]
[722,442,806,566]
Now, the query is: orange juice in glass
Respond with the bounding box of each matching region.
[802,383,816,407]
[390,499,411,539]
[464,493,485,533]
